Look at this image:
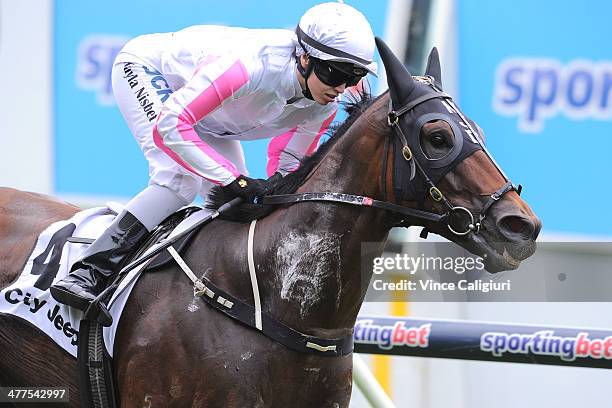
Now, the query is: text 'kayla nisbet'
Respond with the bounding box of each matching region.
[372,253,485,275]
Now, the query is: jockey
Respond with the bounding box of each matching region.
[49,2,377,325]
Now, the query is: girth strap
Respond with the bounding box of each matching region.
[168,245,354,356]
[196,276,354,356]
[247,219,263,330]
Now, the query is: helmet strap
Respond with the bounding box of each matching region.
[296,55,315,101]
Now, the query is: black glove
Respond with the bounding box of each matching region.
[227,175,270,203]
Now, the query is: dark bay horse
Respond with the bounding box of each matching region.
[0,39,540,407]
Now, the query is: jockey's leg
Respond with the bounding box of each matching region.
[49,209,148,319]
[50,59,200,324]
[49,185,189,323]
[125,183,188,231]
[49,182,195,325]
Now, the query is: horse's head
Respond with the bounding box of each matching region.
[376,38,541,272]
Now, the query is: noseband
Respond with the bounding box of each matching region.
[260,78,521,237]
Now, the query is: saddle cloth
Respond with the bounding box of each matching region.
[0,204,209,358]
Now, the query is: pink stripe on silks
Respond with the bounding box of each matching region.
[176,60,249,180]
[153,113,225,184]
[176,121,241,179]
[305,111,337,156]
[183,60,249,122]
[266,127,297,177]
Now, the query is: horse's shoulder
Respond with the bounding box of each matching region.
[0,187,79,288]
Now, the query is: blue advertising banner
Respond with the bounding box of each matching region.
[54,0,388,200]
[458,1,612,235]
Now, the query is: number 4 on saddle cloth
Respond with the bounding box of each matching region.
[0,204,205,358]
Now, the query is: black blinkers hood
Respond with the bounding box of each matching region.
[391,105,483,202]
[375,37,483,203]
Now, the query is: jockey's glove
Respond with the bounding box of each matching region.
[227,175,271,203]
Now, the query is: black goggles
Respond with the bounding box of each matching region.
[312,58,368,87]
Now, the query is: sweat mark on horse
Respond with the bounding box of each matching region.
[276,231,343,319]
[0,39,540,407]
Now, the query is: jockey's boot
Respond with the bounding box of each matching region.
[50,210,149,325]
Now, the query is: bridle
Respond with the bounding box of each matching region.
[260,77,521,237]
[383,75,521,236]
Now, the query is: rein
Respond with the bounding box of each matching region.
[260,77,521,237]
[260,192,446,224]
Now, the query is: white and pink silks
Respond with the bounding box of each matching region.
[112,25,337,205]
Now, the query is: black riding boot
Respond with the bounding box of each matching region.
[50,210,149,325]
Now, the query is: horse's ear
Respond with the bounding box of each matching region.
[375,37,416,106]
[425,47,443,89]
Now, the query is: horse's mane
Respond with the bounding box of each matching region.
[205,89,376,222]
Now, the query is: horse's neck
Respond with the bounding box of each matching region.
[303,97,389,197]
[262,100,391,336]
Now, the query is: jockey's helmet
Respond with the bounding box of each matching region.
[295,2,377,77]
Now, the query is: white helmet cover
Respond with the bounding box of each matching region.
[296,2,378,76]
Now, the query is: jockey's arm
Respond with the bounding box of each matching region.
[266,110,337,177]
[152,56,251,186]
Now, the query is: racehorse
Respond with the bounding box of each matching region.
[0,39,540,407]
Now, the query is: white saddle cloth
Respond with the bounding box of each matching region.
[0,205,210,358]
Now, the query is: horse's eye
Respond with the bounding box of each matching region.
[431,133,447,147]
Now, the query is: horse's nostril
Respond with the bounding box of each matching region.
[500,215,534,239]
[506,217,525,233]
